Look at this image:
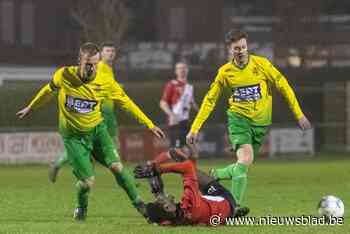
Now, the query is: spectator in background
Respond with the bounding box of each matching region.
[160,61,198,148]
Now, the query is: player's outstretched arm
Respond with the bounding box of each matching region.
[135,160,195,178]
[188,70,224,141]
[158,160,196,176]
[16,83,55,119]
[275,78,312,130]
[264,59,311,130]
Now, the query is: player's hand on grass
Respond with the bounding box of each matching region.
[186,131,198,145]
[16,106,32,119]
[298,115,311,131]
[150,126,165,139]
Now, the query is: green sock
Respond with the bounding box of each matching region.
[230,163,248,205]
[54,150,69,168]
[76,182,90,208]
[113,167,141,205]
[213,163,236,180]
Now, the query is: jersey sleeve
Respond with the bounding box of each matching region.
[190,69,224,133]
[28,68,63,110]
[264,59,304,120]
[159,161,202,213]
[109,80,155,129]
[49,67,64,91]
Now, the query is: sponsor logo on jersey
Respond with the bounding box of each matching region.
[65,95,97,113]
[232,84,262,102]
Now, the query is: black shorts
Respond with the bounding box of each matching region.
[168,120,189,148]
[200,180,237,218]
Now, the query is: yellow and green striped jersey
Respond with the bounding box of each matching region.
[190,55,304,134]
[28,61,154,135]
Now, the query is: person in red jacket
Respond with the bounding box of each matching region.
[134,145,249,225]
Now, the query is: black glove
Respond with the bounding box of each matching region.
[134,164,159,178]
[149,175,164,196]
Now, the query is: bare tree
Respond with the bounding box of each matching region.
[71,0,131,46]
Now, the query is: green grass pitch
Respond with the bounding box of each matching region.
[0,155,348,234]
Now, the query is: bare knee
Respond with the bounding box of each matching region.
[236,144,254,165]
[110,162,123,173]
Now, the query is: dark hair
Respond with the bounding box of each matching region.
[146,202,174,223]
[79,42,100,58]
[225,29,248,44]
[100,41,116,49]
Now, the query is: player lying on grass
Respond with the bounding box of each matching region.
[134,145,249,225]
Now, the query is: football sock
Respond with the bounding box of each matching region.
[113,167,141,205]
[76,182,90,209]
[54,150,69,168]
[213,163,236,180]
[230,163,248,205]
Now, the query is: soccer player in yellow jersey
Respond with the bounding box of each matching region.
[48,42,121,183]
[17,42,165,221]
[186,30,311,207]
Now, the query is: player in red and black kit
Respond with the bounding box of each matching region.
[160,62,198,148]
[134,145,249,225]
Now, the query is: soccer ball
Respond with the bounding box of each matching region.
[318,195,344,217]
